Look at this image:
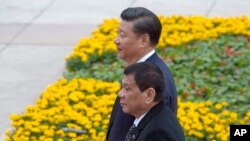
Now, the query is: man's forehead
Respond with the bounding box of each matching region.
[119,20,133,29]
[122,74,135,83]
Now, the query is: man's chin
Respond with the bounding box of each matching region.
[121,107,128,114]
[117,54,124,60]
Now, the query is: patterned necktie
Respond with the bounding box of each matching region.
[125,124,136,141]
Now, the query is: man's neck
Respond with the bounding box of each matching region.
[126,48,154,66]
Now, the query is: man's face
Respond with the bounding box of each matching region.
[118,74,147,117]
[114,20,142,62]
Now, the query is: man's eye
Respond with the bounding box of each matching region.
[124,87,129,91]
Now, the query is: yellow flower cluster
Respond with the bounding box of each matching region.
[177,99,239,141]
[240,112,250,124]
[5,78,120,141]
[5,16,250,141]
[5,78,250,141]
[65,19,119,62]
[66,16,250,63]
[158,15,250,47]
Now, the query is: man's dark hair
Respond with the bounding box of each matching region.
[124,62,165,102]
[121,7,162,46]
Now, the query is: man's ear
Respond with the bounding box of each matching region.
[145,87,156,104]
[140,34,150,47]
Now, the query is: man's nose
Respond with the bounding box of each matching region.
[114,37,119,44]
[118,89,124,98]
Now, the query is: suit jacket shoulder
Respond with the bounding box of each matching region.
[135,101,185,141]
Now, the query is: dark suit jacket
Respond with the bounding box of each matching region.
[134,101,184,141]
[106,53,178,141]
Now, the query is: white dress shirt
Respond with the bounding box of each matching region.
[133,112,147,127]
[137,49,155,63]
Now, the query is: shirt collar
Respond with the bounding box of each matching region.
[133,112,147,126]
[137,49,155,63]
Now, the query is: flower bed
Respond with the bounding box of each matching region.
[5,16,250,141]
[6,78,120,141]
[66,16,250,69]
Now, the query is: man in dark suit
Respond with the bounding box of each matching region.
[106,7,178,141]
[119,62,184,141]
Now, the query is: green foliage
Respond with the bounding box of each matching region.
[162,35,250,115]
[66,51,117,72]
[65,52,124,82]
[66,57,87,72]
[65,35,250,116]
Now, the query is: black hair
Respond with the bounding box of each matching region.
[124,62,165,102]
[121,7,162,46]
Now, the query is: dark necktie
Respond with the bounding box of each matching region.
[125,124,136,141]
